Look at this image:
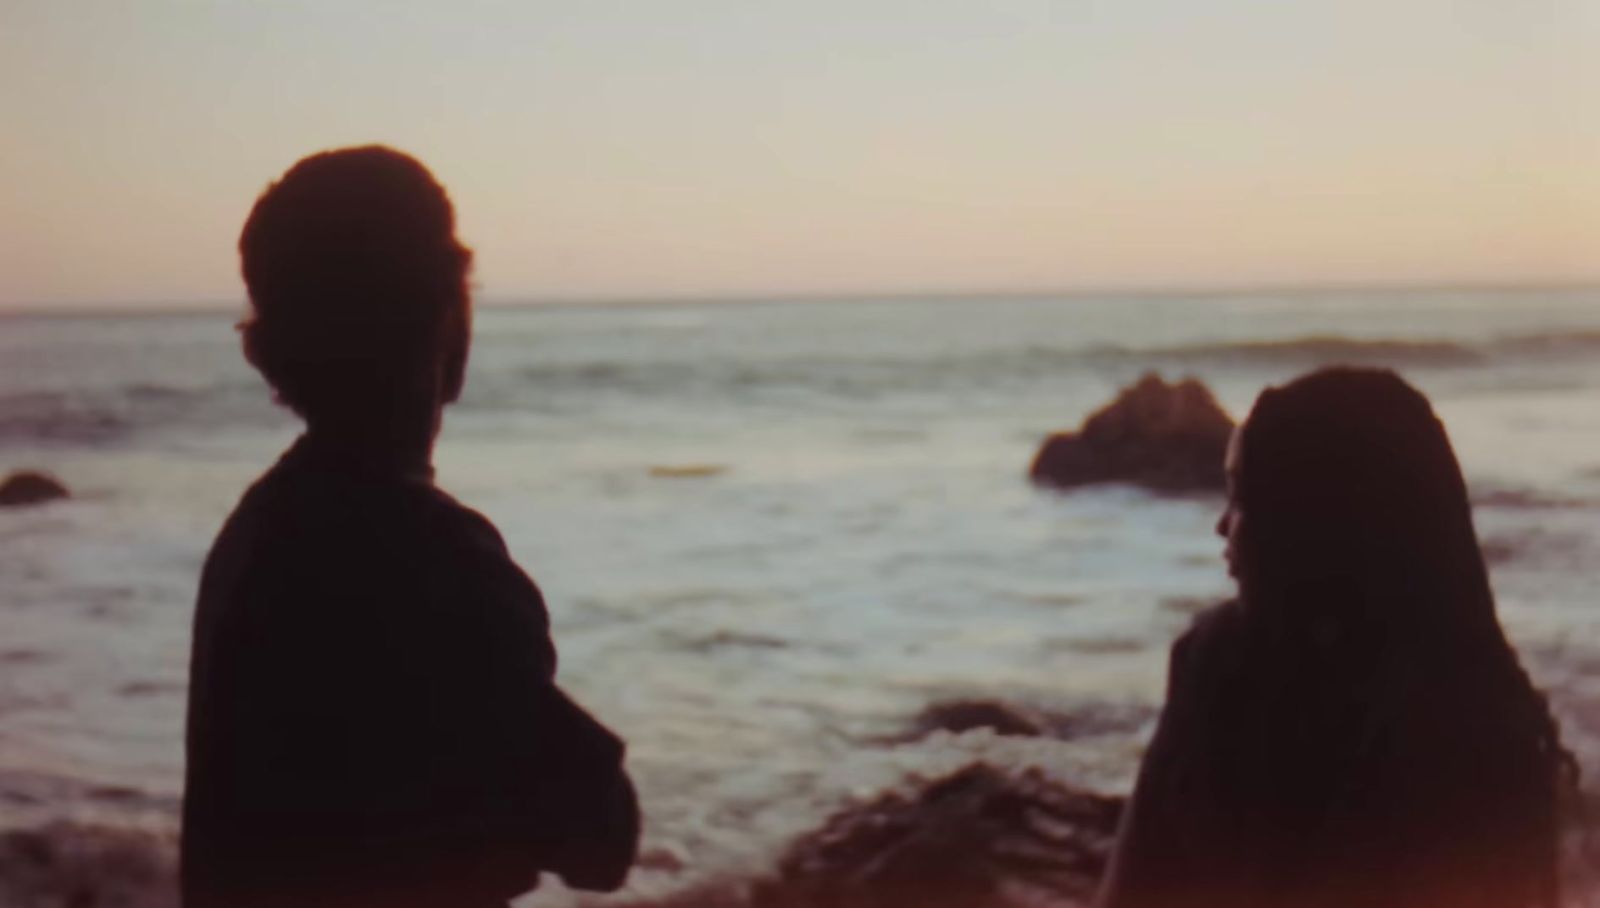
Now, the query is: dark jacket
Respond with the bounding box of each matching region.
[182,438,638,907]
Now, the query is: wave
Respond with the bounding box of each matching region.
[1088,330,1600,369]
[9,328,1600,448]
[1472,486,1600,511]
[1493,329,1600,357]
[1089,335,1484,368]
[0,391,133,446]
[490,327,1600,400]
[0,383,283,449]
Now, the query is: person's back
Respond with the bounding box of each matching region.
[182,147,638,907]
[1098,368,1573,908]
[1110,600,1557,908]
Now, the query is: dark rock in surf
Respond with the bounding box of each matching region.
[889,699,1156,746]
[753,763,1123,908]
[904,699,1050,740]
[1030,373,1235,494]
[0,471,70,508]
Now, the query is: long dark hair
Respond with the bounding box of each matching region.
[1232,367,1574,905]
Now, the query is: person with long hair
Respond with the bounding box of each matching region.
[1098,367,1575,908]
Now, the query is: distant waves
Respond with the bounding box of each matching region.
[9,327,1600,449]
[474,328,1600,405]
[0,384,280,448]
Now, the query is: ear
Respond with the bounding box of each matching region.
[239,319,262,371]
[439,303,471,404]
[239,319,294,411]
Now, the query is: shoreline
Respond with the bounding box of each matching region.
[5,714,1599,908]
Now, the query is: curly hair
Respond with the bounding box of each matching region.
[238,146,473,419]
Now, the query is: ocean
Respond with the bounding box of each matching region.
[4,288,1600,905]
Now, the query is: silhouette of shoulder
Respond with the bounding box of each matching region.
[184,440,635,903]
[1163,600,1249,699]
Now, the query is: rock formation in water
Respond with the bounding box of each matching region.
[751,763,1122,908]
[649,464,729,479]
[0,471,70,508]
[896,698,1153,745]
[902,699,1050,740]
[1030,373,1234,494]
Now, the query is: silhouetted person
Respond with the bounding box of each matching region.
[183,146,639,908]
[1099,367,1574,908]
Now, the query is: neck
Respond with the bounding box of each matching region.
[303,404,439,478]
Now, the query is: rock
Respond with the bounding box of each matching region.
[0,471,69,508]
[905,699,1050,740]
[612,880,754,908]
[1030,373,1234,494]
[752,763,1123,908]
[0,821,177,908]
[891,698,1155,747]
[649,464,728,479]
[637,841,692,874]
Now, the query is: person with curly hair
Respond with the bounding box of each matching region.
[183,146,638,908]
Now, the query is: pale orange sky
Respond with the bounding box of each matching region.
[2,0,1597,310]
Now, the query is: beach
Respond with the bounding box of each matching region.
[4,288,1600,906]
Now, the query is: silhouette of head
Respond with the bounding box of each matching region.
[1219,367,1491,634]
[239,146,473,431]
[1217,366,1574,905]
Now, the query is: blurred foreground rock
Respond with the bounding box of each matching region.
[751,763,1122,908]
[1030,373,1234,494]
[6,767,1121,908]
[0,471,70,508]
[0,821,176,908]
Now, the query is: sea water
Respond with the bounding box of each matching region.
[4,288,1600,905]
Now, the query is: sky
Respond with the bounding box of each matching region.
[2,0,1596,310]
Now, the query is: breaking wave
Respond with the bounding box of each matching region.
[8,328,1600,448]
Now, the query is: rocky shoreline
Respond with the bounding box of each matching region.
[0,761,1122,908]
[5,699,1600,908]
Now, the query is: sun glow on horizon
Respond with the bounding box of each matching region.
[3,0,1596,310]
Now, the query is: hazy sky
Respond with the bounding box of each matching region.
[3,0,1596,309]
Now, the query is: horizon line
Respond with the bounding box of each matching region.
[3,276,1597,319]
